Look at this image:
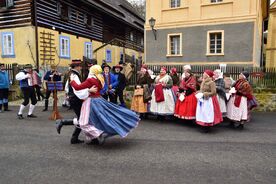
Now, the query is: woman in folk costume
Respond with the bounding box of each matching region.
[195,70,223,132]
[131,65,152,118]
[174,68,197,120]
[150,67,175,119]
[70,65,140,144]
[213,69,227,117]
[170,67,180,96]
[227,71,257,130]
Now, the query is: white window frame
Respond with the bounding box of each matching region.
[84,42,93,59]
[1,32,15,58]
[167,33,182,57]
[59,36,70,59]
[170,0,181,8]
[206,30,224,56]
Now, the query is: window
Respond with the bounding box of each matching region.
[211,0,223,3]
[57,1,69,21]
[85,42,92,59]
[106,49,112,63]
[171,0,180,8]
[130,32,134,41]
[1,32,15,57]
[84,14,93,28]
[167,33,182,56]
[0,0,14,8]
[207,30,224,55]
[59,36,70,59]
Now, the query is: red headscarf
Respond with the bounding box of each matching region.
[204,70,214,78]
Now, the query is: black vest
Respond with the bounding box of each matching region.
[68,70,81,98]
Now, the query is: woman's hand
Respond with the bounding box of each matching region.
[89,85,98,93]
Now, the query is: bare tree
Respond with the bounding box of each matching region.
[127,0,146,18]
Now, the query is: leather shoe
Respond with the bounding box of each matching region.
[97,133,108,145]
[27,114,37,118]
[71,139,84,144]
[56,120,63,134]
[17,114,24,119]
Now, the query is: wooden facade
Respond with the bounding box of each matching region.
[0,0,144,67]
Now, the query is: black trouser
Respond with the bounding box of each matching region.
[114,89,125,105]
[34,85,44,100]
[22,87,37,106]
[102,93,116,104]
[69,96,83,140]
[0,88,9,110]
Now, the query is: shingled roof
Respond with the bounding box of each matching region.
[84,0,145,32]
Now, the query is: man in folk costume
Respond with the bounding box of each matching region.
[195,70,223,132]
[150,66,175,121]
[112,64,127,107]
[42,64,62,111]
[16,64,37,119]
[0,63,11,112]
[174,68,197,120]
[100,64,118,103]
[227,71,257,130]
[56,60,98,144]
[213,69,227,117]
[131,64,153,119]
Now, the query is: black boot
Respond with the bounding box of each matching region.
[4,103,11,111]
[43,100,48,111]
[56,119,74,134]
[70,127,84,144]
[0,104,2,113]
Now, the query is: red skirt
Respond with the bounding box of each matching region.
[174,93,197,120]
[196,96,223,127]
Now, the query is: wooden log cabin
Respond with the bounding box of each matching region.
[0,0,144,69]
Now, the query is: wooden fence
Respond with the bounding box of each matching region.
[128,65,276,88]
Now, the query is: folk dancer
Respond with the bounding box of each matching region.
[195,70,223,132]
[16,64,37,119]
[227,71,257,129]
[174,68,197,120]
[150,67,175,121]
[213,69,227,117]
[131,65,153,119]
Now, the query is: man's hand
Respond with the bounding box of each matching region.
[89,85,98,93]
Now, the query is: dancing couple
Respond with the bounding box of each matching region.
[57,64,140,145]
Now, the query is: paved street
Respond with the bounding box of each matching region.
[0,106,275,184]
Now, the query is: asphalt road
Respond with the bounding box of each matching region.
[0,106,275,184]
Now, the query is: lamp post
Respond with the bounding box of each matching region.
[149,17,157,40]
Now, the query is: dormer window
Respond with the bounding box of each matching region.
[0,0,14,8]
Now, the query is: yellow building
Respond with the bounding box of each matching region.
[266,1,276,68]
[0,0,144,71]
[145,0,269,66]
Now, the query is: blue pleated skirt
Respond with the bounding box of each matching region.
[88,97,140,137]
